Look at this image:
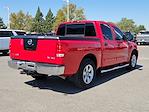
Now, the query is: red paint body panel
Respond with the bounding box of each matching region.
[10,39,64,65]
[9,20,138,77]
[61,40,101,75]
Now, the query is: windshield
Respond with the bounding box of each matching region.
[124,32,134,41]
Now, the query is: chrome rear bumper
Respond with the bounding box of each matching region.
[8,60,65,76]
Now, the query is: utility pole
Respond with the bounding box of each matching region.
[64,0,69,22]
[4,6,10,29]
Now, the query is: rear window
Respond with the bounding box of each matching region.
[57,24,65,36]
[67,24,84,35]
[0,31,13,37]
[15,31,26,36]
[56,23,96,37]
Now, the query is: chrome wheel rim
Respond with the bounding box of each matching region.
[83,64,94,84]
[131,55,137,68]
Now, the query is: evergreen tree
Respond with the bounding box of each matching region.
[44,9,55,33]
[31,7,44,33]
[0,17,7,29]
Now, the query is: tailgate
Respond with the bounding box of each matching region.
[10,36,63,64]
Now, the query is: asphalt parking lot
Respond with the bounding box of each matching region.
[0,46,149,112]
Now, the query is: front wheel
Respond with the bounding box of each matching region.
[72,58,96,89]
[129,53,137,69]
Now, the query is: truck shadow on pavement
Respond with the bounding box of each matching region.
[25,65,143,94]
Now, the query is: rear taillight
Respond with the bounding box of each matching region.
[56,42,65,58]
[57,42,62,52]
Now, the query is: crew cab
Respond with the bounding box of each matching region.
[0,29,26,55]
[8,21,138,88]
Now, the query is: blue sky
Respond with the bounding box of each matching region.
[0,0,149,30]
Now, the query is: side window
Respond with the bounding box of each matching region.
[100,24,113,40]
[0,31,13,37]
[85,23,96,36]
[113,27,124,40]
[57,24,66,36]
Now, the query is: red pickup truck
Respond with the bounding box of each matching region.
[8,20,138,88]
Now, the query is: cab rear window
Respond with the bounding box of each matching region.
[0,31,13,37]
[57,23,96,37]
[67,24,84,35]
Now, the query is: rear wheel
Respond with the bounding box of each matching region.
[72,58,96,89]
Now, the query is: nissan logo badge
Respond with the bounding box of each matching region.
[27,39,33,46]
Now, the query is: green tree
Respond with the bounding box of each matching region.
[44,9,55,33]
[62,3,86,21]
[24,13,33,31]
[10,11,33,31]
[31,7,44,33]
[53,3,86,31]
[0,17,7,29]
[117,18,146,34]
[53,9,65,31]
[117,18,136,32]
[135,25,146,33]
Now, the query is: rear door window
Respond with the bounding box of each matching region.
[0,31,13,37]
[100,24,113,40]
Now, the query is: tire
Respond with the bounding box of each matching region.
[72,58,96,89]
[129,53,137,69]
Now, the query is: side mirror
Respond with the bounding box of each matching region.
[123,35,128,41]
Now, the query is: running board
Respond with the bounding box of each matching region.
[101,64,129,73]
